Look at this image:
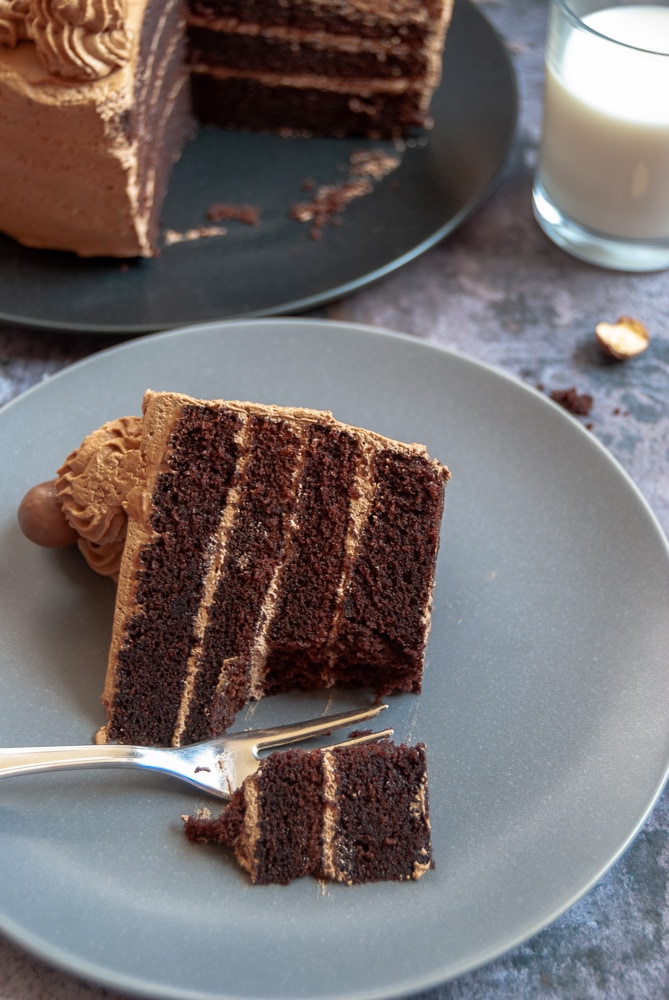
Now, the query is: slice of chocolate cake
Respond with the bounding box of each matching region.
[18,389,449,746]
[184,740,433,884]
[102,391,448,745]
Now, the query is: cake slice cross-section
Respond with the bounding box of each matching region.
[95,390,449,745]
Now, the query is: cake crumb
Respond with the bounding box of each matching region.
[207,203,261,226]
[290,146,402,239]
[163,225,227,245]
[290,179,373,239]
[549,387,594,416]
[181,806,212,823]
[349,149,401,179]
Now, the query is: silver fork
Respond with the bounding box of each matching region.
[0,704,392,799]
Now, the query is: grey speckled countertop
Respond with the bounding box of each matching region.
[1,0,669,998]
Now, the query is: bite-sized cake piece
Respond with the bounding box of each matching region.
[187,0,455,137]
[184,740,433,884]
[0,0,193,257]
[18,390,449,746]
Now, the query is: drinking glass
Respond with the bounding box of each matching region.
[532,0,669,271]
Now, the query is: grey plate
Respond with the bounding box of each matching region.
[1,319,669,1000]
[0,0,516,335]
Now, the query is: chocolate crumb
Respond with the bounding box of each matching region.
[291,147,402,239]
[349,149,401,179]
[207,203,261,226]
[549,387,594,416]
[289,179,372,239]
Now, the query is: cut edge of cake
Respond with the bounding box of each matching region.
[93,390,449,746]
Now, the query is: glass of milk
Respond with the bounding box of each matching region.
[533,0,669,270]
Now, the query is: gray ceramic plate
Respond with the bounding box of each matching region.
[0,0,516,334]
[1,319,669,1000]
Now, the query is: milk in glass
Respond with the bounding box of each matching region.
[537,5,669,242]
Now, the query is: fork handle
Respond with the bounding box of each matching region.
[0,744,157,778]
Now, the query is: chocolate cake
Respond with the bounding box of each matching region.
[0,0,454,256]
[184,740,433,884]
[98,390,448,745]
[187,0,455,137]
[19,389,449,745]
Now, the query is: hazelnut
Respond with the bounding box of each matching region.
[18,480,78,549]
[595,316,650,360]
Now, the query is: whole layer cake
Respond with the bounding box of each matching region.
[0,0,193,257]
[19,390,450,746]
[0,0,454,256]
[184,740,433,884]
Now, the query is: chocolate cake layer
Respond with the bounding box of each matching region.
[190,73,429,136]
[106,405,242,745]
[332,740,431,882]
[262,422,363,693]
[187,26,432,80]
[248,747,325,884]
[96,391,449,747]
[188,0,447,44]
[331,448,446,688]
[184,741,433,885]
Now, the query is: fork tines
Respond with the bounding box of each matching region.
[233,703,393,754]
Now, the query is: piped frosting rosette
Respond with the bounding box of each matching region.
[55,414,143,580]
[0,0,30,46]
[0,0,130,80]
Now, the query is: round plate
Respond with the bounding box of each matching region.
[1,319,669,1000]
[0,0,517,334]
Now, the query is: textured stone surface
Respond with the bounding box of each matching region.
[1,0,669,997]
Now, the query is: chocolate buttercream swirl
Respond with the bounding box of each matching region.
[28,0,130,80]
[0,0,30,47]
[55,415,144,580]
